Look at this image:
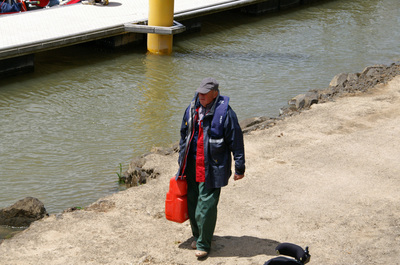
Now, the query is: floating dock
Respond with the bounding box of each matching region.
[0,0,325,76]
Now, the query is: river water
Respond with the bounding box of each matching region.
[0,0,399,220]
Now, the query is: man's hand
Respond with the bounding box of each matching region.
[233,173,244,181]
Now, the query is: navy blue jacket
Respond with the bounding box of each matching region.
[178,93,245,188]
[0,1,22,13]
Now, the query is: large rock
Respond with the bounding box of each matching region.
[119,157,160,187]
[239,116,269,129]
[0,197,48,227]
[240,116,278,134]
[329,73,349,87]
[288,91,319,111]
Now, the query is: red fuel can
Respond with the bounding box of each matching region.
[165,176,188,223]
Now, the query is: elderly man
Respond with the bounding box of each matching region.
[177,77,245,258]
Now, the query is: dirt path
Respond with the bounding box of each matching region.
[1,76,399,265]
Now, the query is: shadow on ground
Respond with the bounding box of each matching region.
[179,235,279,258]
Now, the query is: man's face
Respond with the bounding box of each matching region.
[199,90,218,107]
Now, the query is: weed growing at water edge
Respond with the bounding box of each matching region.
[116,163,124,183]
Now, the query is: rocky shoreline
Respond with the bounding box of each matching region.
[240,62,400,133]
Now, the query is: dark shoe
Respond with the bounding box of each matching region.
[191,241,197,249]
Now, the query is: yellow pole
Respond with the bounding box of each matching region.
[147,0,174,55]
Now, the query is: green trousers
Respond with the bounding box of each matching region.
[186,159,221,252]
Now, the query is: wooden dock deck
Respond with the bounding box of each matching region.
[0,0,269,61]
[0,0,325,75]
